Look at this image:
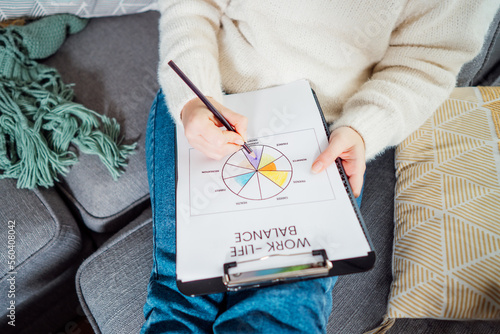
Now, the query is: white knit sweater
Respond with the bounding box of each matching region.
[158,0,497,160]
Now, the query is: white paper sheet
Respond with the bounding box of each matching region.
[175,80,371,282]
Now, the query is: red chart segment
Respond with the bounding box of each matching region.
[222,145,293,200]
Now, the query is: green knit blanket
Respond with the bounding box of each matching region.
[0,15,136,189]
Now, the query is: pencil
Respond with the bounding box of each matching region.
[168,60,255,157]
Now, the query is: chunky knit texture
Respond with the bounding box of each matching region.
[0,15,136,189]
[158,0,497,160]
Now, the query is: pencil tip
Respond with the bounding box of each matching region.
[249,151,256,158]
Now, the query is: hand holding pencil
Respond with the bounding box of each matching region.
[169,60,254,160]
[180,96,249,160]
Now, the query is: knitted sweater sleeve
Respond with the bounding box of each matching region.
[331,0,497,161]
[157,0,229,124]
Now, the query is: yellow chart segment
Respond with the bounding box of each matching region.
[258,153,277,169]
[259,170,290,187]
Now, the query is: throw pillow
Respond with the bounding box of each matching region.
[0,0,158,20]
[370,87,500,333]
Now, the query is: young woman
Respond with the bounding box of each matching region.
[142,1,495,332]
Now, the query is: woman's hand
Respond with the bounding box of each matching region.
[311,127,366,197]
[180,97,248,160]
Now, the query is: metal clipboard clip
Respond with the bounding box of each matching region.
[222,249,332,290]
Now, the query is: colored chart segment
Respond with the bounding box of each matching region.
[224,174,249,194]
[259,162,276,171]
[236,157,255,170]
[222,145,293,200]
[260,170,291,188]
[258,147,282,169]
[243,146,263,169]
[232,172,255,187]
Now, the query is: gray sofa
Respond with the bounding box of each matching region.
[1,9,499,334]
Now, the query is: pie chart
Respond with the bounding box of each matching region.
[222,145,293,200]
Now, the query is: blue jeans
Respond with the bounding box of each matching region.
[141,90,363,333]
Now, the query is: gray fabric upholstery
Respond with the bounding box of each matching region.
[76,207,153,334]
[327,148,396,333]
[0,179,85,333]
[41,11,160,233]
[457,7,500,86]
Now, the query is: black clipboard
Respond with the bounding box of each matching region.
[175,81,375,296]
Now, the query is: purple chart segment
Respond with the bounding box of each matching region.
[243,146,263,169]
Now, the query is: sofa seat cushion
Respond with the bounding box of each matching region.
[0,179,85,333]
[76,207,152,334]
[41,11,160,232]
[382,87,500,330]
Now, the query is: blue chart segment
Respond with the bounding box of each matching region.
[222,145,293,200]
[233,172,254,187]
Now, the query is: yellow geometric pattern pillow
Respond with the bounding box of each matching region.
[372,87,500,333]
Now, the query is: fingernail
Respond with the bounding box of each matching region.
[234,139,244,145]
[311,161,323,174]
